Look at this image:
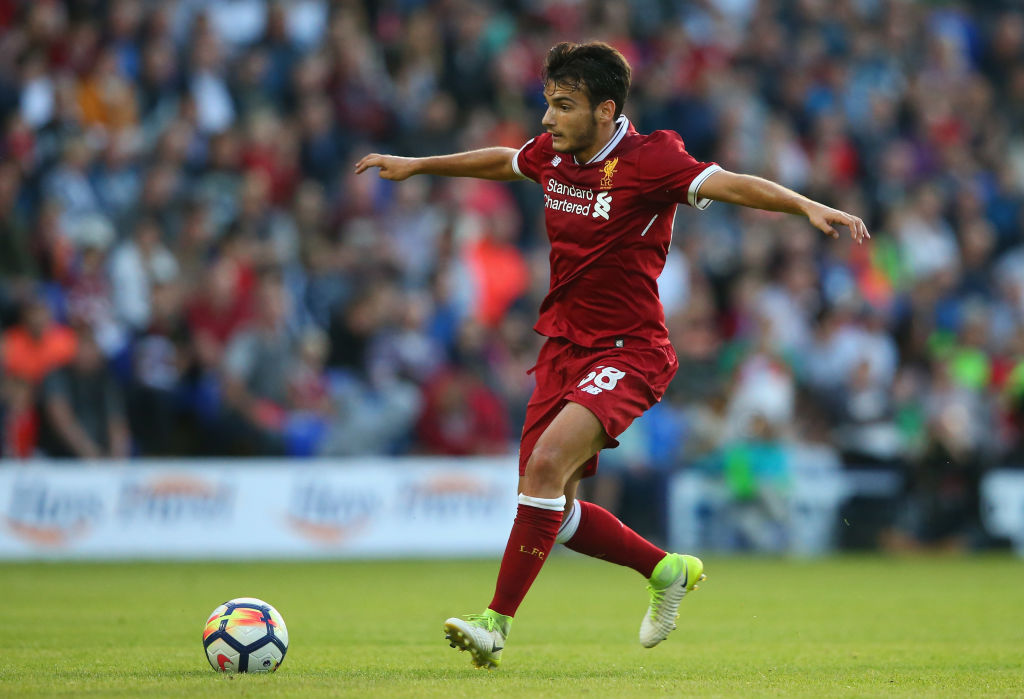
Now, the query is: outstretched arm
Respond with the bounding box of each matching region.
[698,170,870,244]
[354,147,520,182]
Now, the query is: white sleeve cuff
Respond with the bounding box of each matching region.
[512,139,536,181]
[687,164,723,210]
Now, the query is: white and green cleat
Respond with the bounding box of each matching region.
[443,610,510,669]
[639,553,705,648]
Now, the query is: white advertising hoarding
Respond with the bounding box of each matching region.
[980,470,1024,555]
[0,458,519,559]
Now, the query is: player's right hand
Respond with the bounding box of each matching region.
[804,202,871,245]
[354,153,418,181]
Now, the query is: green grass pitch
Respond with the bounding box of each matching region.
[1,554,1022,697]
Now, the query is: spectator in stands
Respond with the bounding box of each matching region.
[93,132,142,229]
[415,366,508,456]
[38,326,130,459]
[217,270,294,455]
[108,216,179,331]
[65,215,124,357]
[44,136,102,232]
[287,327,332,416]
[188,27,235,135]
[0,162,35,303]
[75,46,138,132]
[186,250,254,373]
[129,280,196,456]
[2,296,77,385]
[831,358,904,466]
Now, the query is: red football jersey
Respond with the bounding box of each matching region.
[513,116,721,348]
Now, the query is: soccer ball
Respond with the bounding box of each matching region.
[202,597,289,673]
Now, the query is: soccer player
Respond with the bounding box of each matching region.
[355,41,869,669]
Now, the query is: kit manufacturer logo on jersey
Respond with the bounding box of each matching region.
[593,192,613,220]
[550,155,562,167]
[599,157,619,189]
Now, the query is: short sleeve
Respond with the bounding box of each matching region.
[511,137,544,183]
[639,131,722,209]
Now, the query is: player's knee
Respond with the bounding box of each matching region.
[523,447,570,491]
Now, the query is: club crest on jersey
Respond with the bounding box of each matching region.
[550,155,562,167]
[599,157,619,190]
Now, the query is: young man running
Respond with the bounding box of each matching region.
[356,41,869,669]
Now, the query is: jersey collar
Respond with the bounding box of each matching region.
[575,115,629,165]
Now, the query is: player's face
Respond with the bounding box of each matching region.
[541,82,600,156]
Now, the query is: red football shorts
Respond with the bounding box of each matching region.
[518,337,679,478]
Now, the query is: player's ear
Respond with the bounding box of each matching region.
[595,99,616,124]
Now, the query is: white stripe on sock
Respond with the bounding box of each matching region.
[518,493,566,511]
[555,499,581,544]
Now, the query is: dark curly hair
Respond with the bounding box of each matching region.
[542,41,631,118]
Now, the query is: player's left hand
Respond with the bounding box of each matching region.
[806,204,870,244]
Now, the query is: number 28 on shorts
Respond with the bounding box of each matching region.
[577,366,626,395]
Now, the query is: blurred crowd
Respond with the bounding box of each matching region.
[1,0,1023,550]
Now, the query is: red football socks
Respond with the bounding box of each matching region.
[564,500,665,579]
[487,494,565,617]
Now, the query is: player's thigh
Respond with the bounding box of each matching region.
[518,383,565,476]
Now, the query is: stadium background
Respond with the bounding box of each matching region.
[1,0,1024,558]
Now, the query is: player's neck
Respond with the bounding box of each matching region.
[574,121,618,165]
